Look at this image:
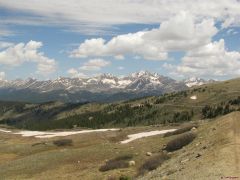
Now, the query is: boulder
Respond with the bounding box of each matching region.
[128,160,136,166]
[146,152,152,156]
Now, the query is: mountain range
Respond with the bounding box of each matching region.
[0,71,214,103]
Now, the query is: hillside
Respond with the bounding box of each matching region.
[0,111,239,179]
[141,112,240,179]
[0,78,240,130]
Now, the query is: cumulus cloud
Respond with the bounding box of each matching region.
[0,40,57,75]
[70,12,217,60]
[79,59,111,71]
[0,72,5,80]
[165,39,240,79]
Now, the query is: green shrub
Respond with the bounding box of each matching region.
[165,132,196,152]
[138,154,169,176]
[99,155,133,172]
[53,139,73,147]
[119,175,131,180]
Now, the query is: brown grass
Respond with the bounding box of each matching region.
[138,153,169,176]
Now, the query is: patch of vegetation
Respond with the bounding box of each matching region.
[163,124,198,137]
[53,139,73,147]
[138,154,169,176]
[164,132,196,152]
[119,175,132,180]
[99,155,133,172]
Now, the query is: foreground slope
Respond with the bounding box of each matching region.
[0,112,239,179]
[141,112,240,180]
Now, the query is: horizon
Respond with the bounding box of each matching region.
[0,70,219,81]
[0,1,240,81]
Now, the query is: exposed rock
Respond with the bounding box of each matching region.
[128,160,136,166]
[180,158,189,164]
[146,152,152,156]
[196,153,202,158]
[191,127,197,131]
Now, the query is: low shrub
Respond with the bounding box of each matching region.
[163,124,198,137]
[119,175,131,180]
[99,155,133,172]
[53,139,73,147]
[138,154,169,176]
[164,132,196,152]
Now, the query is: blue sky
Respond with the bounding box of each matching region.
[0,1,240,80]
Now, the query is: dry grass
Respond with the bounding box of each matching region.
[138,153,169,176]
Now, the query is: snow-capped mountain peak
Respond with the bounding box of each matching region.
[184,77,215,87]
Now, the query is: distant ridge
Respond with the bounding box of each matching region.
[0,71,214,103]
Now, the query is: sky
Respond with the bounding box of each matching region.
[0,0,240,81]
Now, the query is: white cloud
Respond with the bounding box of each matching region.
[70,12,217,60]
[0,72,5,80]
[0,40,57,75]
[0,25,14,37]
[0,41,13,49]
[1,1,240,34]
[79,59,111,71]
[67,68,87,78]
[166,39,240,79]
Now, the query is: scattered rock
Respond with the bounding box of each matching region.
[202,146,207,149]
[128,160,136,166]
[146,152,152,156]
[212,127,216,131]
[180,158,189,164]
[195,153,202,158]
[77,160,80,163]
[167,152,173,156]
[191,127,197,131]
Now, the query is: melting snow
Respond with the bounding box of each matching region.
[190,95,197,100]
[0,128,119,138]
[120,129,177,144]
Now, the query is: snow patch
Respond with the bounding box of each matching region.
[0,128,119,138]
[190,95,197,100]
[120,129,177,144]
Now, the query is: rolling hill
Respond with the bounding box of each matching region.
[0,77,239,131]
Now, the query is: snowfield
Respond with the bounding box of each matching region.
[120,129,177,144]
[0,128,119,138]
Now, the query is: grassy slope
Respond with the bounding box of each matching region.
[1,78,240,130]
[0,112,239,179]
[141,112,240,180]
